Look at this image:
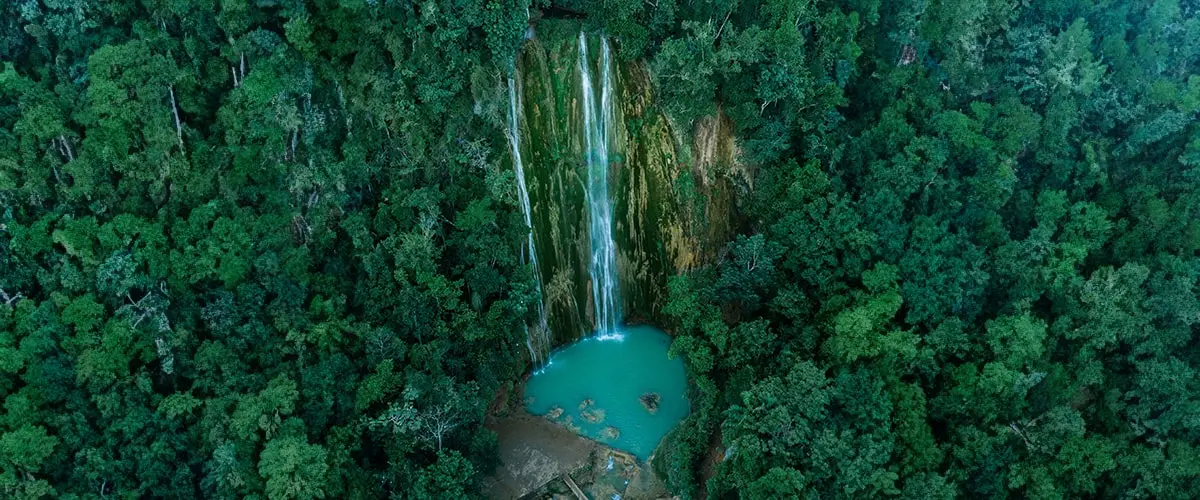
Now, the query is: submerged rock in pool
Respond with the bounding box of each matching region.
[546,406,564,420]
[640,393,660,414]
[601,426,621,441]
[582,408,606,424]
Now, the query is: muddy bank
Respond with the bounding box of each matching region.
[485,410,671,499]
[483,412,598,499]
[485,377,673,499]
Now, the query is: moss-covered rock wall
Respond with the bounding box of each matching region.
[514,31,737,344]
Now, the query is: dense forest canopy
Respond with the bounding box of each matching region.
[1,0,1198,499]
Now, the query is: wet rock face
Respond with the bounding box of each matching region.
[512,32,737,343]
[515,36,591,343]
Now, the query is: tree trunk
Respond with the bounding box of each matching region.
[168,85,184,147]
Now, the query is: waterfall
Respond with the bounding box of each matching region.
[579,33,623,339]
[506,34,728,347]
[508,76,549,365]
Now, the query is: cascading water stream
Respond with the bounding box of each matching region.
[578,33,623,340]
[508,76,549,365]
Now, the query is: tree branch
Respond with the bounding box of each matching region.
[168,85,184,148]
[58,135,74,162]
[0,288,23,306]
[714,10,734,44]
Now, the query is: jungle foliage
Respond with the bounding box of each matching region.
[639,0,1200,499]
[1,1,534,498]
[1,0,1198,499]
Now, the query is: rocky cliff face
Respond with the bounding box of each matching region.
[511,32,738,346]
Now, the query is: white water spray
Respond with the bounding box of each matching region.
[578,33,623,340]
